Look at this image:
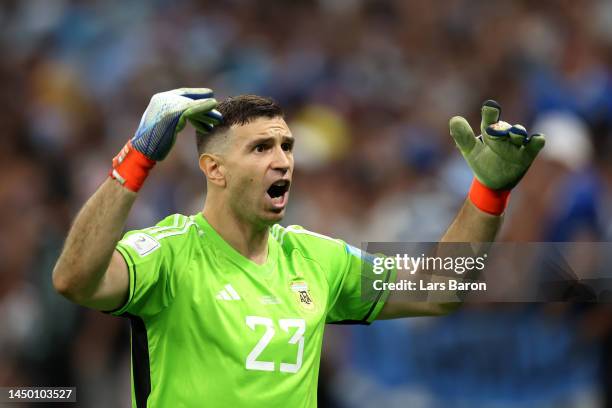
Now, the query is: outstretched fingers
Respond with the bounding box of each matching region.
[508,124,528,146]
[480,99,501,136]
[524,133,546,157]
[449,116,477,154]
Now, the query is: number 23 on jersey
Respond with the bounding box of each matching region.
[245,316,306,374]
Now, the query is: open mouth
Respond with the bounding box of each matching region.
[266,179,290,211]
[267,180,290,199]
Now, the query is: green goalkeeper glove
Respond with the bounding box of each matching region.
[449,100,545,214]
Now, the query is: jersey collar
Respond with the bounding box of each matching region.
[193,213,279,275]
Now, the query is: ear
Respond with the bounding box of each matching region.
[199,153,226,188]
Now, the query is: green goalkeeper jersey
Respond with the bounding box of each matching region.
[111,213,393,407]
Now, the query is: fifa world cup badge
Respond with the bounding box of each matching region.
[290,281,315,311]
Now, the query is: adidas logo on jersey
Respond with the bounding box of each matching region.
[216,284,241,301]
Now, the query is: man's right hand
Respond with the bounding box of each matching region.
[111,88,222,192]
[54,88,222,309]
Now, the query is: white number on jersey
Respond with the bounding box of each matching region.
[245,316,306,373]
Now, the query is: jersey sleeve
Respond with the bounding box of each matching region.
[324,242,396,324]
[109,214,187,317]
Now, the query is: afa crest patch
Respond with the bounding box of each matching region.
[290,281,315,311]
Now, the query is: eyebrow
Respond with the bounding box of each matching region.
[247,135,294,149]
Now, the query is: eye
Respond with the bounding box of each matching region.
[282,142,293,152]
[254,143,268,153]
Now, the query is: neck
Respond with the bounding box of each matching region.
[202,200,269,265]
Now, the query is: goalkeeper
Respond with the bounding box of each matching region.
[52,88,544,407]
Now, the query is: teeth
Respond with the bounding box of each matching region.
[273,180,287,187]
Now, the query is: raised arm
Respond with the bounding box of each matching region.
[52,88,221,311]
[378,100,545,319]
[53,179,135,310]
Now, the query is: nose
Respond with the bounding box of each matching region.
[271,145,291,174]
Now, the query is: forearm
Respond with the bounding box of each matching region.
[441,198,503,243]
[378,199,502,318]
[424,198,503,314]
[53,178,135,301]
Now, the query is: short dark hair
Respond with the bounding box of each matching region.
[196,94,284,154]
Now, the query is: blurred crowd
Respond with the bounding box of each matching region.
[1,0,612,406]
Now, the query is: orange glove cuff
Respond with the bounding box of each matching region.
[468,178,511,215]
[109,140,156,192]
